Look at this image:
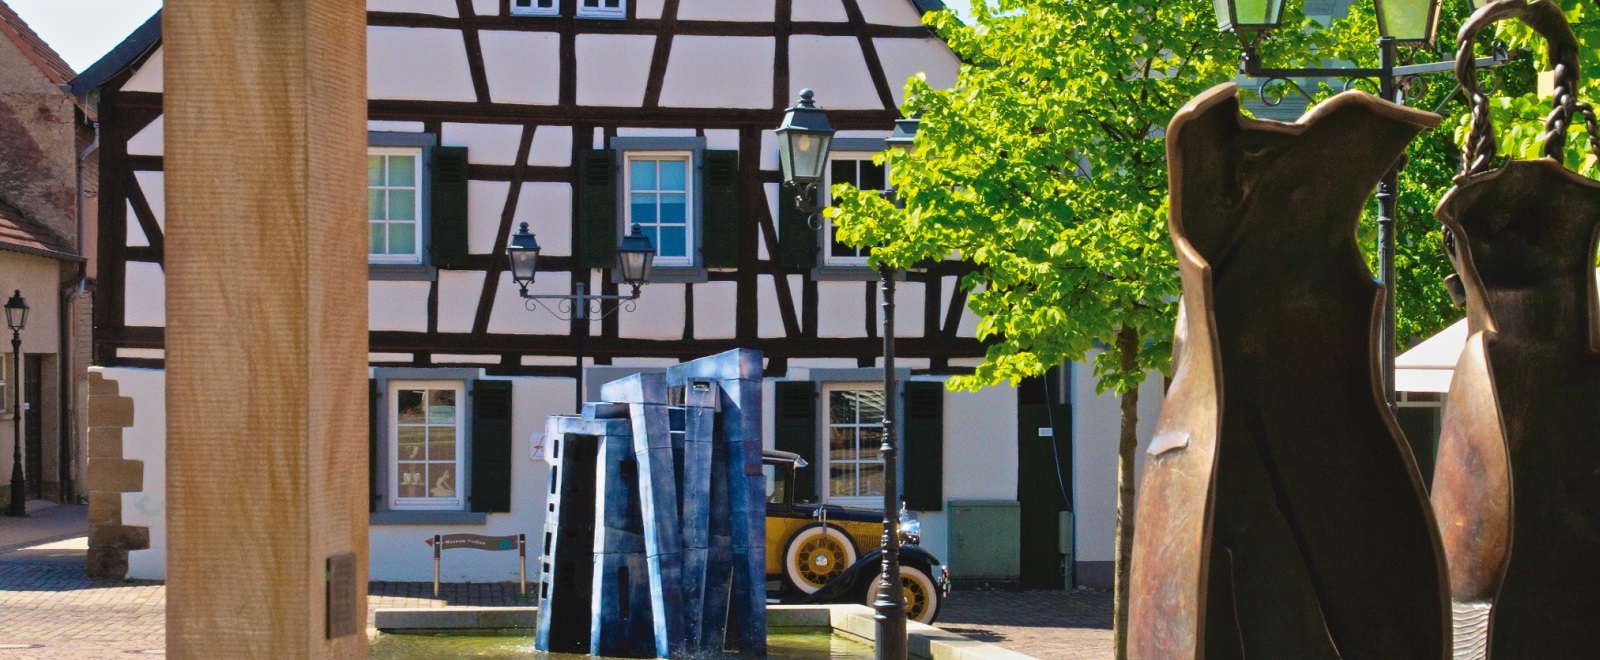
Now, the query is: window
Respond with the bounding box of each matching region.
[369,147,424,265]
[577,0,625,18]
[511,0,558,15]
[824,385,886,506]
[389,380,465,511]
[626,152,694,267]
[825,156,888,267]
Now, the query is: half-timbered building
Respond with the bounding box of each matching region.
[74,0,1160,588]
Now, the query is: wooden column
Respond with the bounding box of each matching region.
[164,1,368,657]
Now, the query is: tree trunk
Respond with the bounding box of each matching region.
[1112,325,1141,660]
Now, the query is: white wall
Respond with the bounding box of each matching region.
[917,381,1018,564]
[109,367,166,580]
[1071,358,1163,571]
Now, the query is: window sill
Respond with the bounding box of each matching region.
[370,510,487,526]
[369,264,438,282]
[811,265,905,282]
[616,266,706,285]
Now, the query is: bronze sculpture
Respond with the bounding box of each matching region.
[1129,83,1448,658]
[1431,2,1600,657]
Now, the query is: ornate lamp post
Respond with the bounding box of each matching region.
[506,222,655,411]
[779,89,912,660]
[6,290,27,517]
[1216,0,1507,407]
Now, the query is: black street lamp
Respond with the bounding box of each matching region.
[507,222,655,411]
[1217,0,1506,407]
[780,90,909,660]
[6,290,27,517]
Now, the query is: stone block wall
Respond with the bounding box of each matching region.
[85,369,146,578]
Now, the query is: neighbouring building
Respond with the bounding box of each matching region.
[74,0,1162,588]
[0,0,95,512]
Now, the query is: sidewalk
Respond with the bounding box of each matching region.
[0,502,88,551]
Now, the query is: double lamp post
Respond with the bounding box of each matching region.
[777,89,919,660]
[1215,0,1510,404]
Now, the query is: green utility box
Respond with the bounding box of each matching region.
[948,499,1022,580]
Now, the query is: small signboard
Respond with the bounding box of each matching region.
[431,533,527,597]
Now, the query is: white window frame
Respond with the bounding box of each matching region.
[821,383,888,508]
[624,150,696,268]
[368,146,425,266]
[510,0,559,16]
[388,379,467,511]
[577,0,626,19]
[824,154,889,268]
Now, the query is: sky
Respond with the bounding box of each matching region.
[7,0,972,75]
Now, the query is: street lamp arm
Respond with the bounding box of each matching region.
[1241,46,1513,82]
[517,284,642,323]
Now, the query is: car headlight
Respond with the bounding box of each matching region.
[898,507,921,545]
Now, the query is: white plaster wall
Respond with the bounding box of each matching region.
[676,0,775,22]
[370,120,426,133]
[576,34,657,107]
[873,280,924,339]
[760,130,779,171]
[703,129,740,152]
[659,37,774,109]
[367,281,431,332]
[615,128,697,138]
[368,0,458,16]
[486,271,573,335]
[125,202,147,248]
[873,37,961,108]
[858,0,925,26]
[1071,359,1163,566]
[443,123,526,166]
[915,381,1019,565]
[109,367,167,581]
[635,0,666,20]
[368,28,477,102]
[123,262,165,328]
[692,281,737,339]
[756,274,794,338]
[789,36,882,110]
[793,0,848,22]
[479,31,562,105]
[529,126,573,167]
[619,283,685,340]
[468,182,571,256]
[436,270,486,334]
[133,171,165,231]
[817,281,868,338]
[122,49,162,93]
[471,0,500,15]
[759,183,777,262]
[126,116,163,157]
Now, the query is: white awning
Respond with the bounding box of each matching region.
[1395,319,1467,393]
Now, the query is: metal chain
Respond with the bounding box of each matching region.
[1455,0,1584,176]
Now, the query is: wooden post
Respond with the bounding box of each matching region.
[163,1,368,657]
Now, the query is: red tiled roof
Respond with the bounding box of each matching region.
[0,0,75,86]
[0,199,79,261]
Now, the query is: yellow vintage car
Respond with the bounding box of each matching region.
[762,450,951,624]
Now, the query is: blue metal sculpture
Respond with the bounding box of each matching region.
[535,349,766,658]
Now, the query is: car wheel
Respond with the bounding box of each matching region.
[865,564,942,624]
[783,523,857,594]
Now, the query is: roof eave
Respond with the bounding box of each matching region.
[69,8,161,98]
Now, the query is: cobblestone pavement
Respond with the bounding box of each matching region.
[937,587,1114,659]
[0,546,1108,658]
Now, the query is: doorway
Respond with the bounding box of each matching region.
[1017,369,1072,589]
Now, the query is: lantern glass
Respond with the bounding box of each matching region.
[1374,0,1442,44]
[616,224,656,288]
[506,223,541,287]
[1214,0,1286,32]
[4,291,26,332]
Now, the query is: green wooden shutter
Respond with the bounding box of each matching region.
[578,149,618,269]
[701,150,740,268]
[429,146,470,269]
[369,379,379,513]
[777,185,817,268]
[470,379,514,513]
[774,380,819,504]
[903,381,945,511]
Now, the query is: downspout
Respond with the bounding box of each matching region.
[61,121,98,501]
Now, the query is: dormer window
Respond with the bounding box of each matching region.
[511,0,559,15]
[577,0,625,19]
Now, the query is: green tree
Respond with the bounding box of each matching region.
[826,1,1323,654]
